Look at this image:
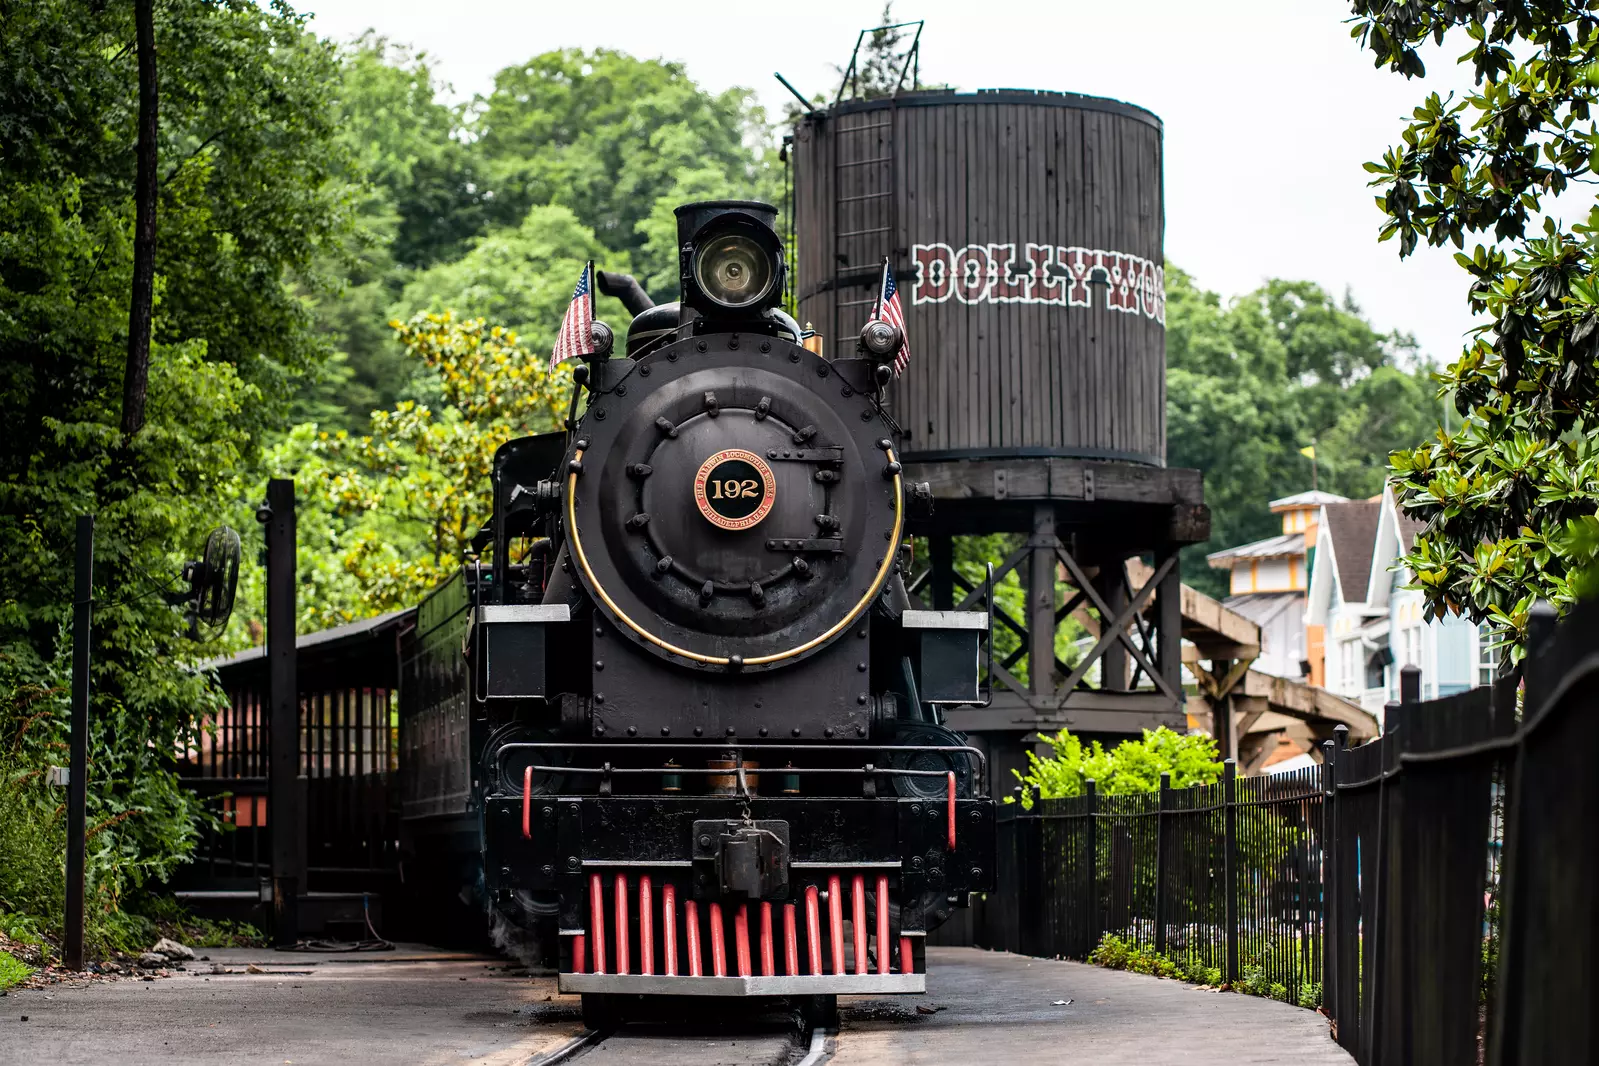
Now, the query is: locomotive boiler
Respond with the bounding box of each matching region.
[400,200,995,1026]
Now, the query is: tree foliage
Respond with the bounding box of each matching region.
[244,313,570,631]
[1010,727,1224,808]
[1352,1,1599,650]
[399,206,632,358]
[470,49,778,283]
[1165,268,1441,597]
[0,0,351,942]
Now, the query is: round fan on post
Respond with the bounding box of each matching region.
[181,525,241,640]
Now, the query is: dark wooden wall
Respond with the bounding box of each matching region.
[795,90,1166,466]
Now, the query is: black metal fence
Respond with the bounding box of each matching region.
[973,600,1599,1066]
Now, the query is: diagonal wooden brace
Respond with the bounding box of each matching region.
[1051,550,1180,706]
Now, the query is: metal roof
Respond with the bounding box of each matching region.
[1269,490,1348,511]
[1205,532,1304,567]
[1223,592,1304,628]
[198,607,415,672]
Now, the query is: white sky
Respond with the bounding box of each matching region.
[298,0,1492,364]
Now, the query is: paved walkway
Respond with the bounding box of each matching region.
[834,947,1353,1065]
[0,945,581,1066]
[0,944,1351,1066]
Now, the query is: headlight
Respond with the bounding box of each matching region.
[693,233,776,309]
[860,320,902,358]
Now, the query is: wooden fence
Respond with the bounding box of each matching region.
[972,599,1597,1066]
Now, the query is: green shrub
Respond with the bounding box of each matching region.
[0,648,209,959]
[1088,933,1221,986]
[1009,727,1223,808]
[0,950,31,991]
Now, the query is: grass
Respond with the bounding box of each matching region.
[0,949,32,990]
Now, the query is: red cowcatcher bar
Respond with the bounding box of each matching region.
[734,904,752,977]
[639,876,654,975]
[947,771,957,850]
[899,936,914,975]
[783,902,800,976]
[827,875,845,975]
[588,874,607,975]
[709,902,728,977]
[876,875,891,975]
[685,900,703,977]
[851,874,868,975]
[613,873,631,975]
[759,902,776,976]
[663,884,679,976]
[572,933,586,974]
[521,767,533,840]
[804,886,823,975]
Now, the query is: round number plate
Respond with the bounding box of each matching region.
[693,448,777,531]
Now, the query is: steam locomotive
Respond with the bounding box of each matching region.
[399,201,994,1026]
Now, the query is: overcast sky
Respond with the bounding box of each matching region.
[298,0,1487,364]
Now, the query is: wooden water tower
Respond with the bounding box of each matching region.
[793,89,1210,792]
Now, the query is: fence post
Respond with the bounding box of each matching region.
[1085,778,1100,953]
[265,477,302,948]
[1223,758,1238,986]
[1399,662,1421,708]
[1154,771,1169,955]
[1320,739,1337,1022]
[1367,700,1401,1065]
[64,515,93,973]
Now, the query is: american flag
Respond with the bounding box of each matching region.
[550,260,595,369]
[870,257,910,376]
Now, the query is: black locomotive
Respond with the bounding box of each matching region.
[399,201,994,1025]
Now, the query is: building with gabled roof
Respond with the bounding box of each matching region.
[1305,486,1490,727]
[1206,490,1346,680]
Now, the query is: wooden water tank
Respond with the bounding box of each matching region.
[794,90,1166,466]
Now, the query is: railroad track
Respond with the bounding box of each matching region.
[531,1020,830,1066]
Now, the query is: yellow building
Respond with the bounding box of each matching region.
[1204,490,1347,680]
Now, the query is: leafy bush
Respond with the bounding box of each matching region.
[1088,933,1221,987]
[1009,727,1223,808]
[0,950,31,991]
[0,648,205,959]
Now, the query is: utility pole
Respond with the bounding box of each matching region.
[264,479,302,948]
[64,516,93,971]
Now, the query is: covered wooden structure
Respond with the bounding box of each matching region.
[173,608,413,935]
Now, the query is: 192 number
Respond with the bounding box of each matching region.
[709,479,760,499]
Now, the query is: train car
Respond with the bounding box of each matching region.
[399,200,995,1026]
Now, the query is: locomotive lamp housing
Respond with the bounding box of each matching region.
[676,200,784,324]
[859,319,902,359]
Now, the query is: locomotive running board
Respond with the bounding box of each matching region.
[558,973,924,996]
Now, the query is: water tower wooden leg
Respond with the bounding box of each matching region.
[1156,548,1183,705]
[1028,506,1057,703]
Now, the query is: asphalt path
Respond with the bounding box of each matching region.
[0,944,1352,1065]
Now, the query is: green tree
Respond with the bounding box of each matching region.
[1352,1,1599,650]
[243,313,570,632]
[396,205,634,365]
[298,35,491,429]
[1010,727,1223,808]
[469,49,779,284]
[0,0,350,941]
[1164,267,1439,598]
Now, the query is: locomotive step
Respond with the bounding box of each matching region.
[559,972,924,995]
